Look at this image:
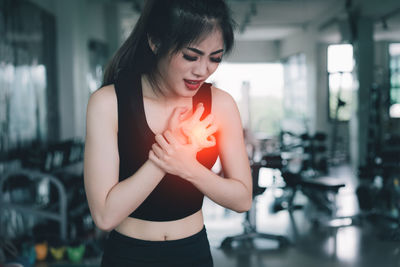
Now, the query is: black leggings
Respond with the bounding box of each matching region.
[101,226,213,267]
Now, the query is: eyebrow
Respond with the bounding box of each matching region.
[187,47,224,56]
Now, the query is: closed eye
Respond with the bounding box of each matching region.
[183,54,197,61]
[183,53,222,63]
[210,57,222,63]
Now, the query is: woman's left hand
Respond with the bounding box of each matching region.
[148,130,199,179]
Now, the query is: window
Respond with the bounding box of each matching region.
[282,53,307,120]
[207,63,284,136]
[0,1,56,156]
[389,43,400,118]
[327,44,354,121]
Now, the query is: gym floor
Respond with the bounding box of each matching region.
[36,165,400,267]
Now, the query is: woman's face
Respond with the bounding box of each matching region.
[156,29,224,98]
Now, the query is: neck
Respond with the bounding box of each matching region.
[141,75,188,106]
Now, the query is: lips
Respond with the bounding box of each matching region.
[184,79,203,91]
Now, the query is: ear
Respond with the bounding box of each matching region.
[147,35,159,54]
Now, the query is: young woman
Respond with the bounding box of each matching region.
[83,0,252,266]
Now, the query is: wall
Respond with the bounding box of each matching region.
[28,0,54,13]
[316,43,351,163]
[279,29,319,135]
[374,41,400,139]
[28,0,111,141]
[225,40,280,63]
[279,26,353,166]
[278,16,397,169]
[351,18,374,168]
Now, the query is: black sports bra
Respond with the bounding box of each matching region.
[114,69,219,221]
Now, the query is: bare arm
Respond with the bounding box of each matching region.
[149,87,252,212]
[83,85,165,231]
[189,88,252,212]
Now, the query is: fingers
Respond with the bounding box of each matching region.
[205,124,218,136]
[200,114,214,128]
[182,128,193,144]
[190,103,205,123]
[175,133,188,145]
[169,106,189,130]
[181,115,217,148]
[154,131,180,154]
[151,143,164,158]
[203,135,216,148]
[163,130,179,147]
[148,150,165,168]
[179,109,191,121]
[155,133,171,153]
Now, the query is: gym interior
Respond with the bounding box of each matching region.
[1,0,400,266]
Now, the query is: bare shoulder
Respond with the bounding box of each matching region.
[210,85,241,133]
[89,84,117,108]
[210,85,238,114]
[87,84,118,131]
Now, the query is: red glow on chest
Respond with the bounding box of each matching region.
[191,127,209,143]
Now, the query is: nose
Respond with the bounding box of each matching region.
[193,58,209,77]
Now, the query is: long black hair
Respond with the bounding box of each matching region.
[101,0,236,88]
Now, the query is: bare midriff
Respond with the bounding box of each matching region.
[114,210,204,241]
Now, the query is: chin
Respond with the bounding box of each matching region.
[176,87,197,97]
[183,89,199,98]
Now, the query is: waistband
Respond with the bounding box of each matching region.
[109,225,207,248]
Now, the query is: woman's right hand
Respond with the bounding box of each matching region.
[166,106,190,144]
[167,103,218,151]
